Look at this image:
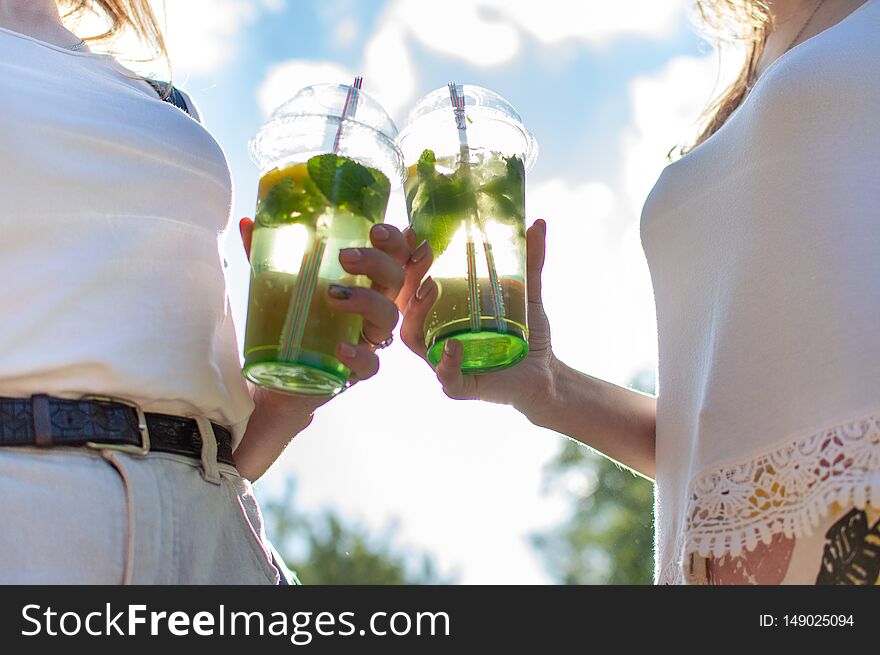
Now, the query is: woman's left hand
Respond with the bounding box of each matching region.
[234,217,415,480]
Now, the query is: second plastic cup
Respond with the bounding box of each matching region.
[399,85,538,374]
[244,83,404,396]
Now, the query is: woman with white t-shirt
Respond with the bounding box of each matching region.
[0,0,424,583]
[401,0,880,584]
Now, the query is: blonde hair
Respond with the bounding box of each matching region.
[685,0,774,153]
[58,1,169,69]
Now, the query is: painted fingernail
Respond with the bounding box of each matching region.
[340,248,362,263]
[415,276,433,301]
[371,224,390,241]
[339,342,357,358]
[410,240,430,263]
[328,284,352,300]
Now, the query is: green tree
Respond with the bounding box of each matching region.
[263,479,450,585]
[531,371,656,584]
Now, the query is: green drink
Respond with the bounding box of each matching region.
[399,85,538,373]
[244,84,403,396]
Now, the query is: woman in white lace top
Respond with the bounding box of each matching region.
[400,0,880,584]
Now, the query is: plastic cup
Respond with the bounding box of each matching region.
[244,83,404,396]
[398,85,538,374]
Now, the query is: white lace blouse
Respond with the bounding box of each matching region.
[641,0,880,584]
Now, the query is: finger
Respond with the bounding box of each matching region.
[239,217,254,262]
[402,225,418,251]
[337,342,380,381]
[369,223,411,266]
[396,239,433,312]
[326,285,399,344]
[435,338,468,399]
[400,276,437,360]
[338,247,405,300]
[526,219,547,304]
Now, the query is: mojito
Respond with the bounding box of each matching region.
[243,155,391,395]
[404,148,529,372]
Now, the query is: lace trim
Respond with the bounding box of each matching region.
[657,414,880,585]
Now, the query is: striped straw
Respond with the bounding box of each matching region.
[446,81,507,335]
[279,76,364,370]
[448,82,469,145]
[332,75,363,154]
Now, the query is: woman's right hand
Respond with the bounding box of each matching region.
[401,218,656,477]
[399,219,558,416]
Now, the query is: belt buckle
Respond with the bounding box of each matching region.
[81,395,151,456]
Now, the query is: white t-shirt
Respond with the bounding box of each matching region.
[642,0,880,583]
[0,27,254,443]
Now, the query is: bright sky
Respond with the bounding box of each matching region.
[126,0,732,583]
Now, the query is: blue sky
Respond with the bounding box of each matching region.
[129,0,730,583]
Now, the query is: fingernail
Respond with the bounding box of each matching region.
[339,342,357,358]
[328,284,352,300]
[340,248,362,263]
[444,339,457,356]
[371,224,390,241]
[402,226,415,238]
[415,276,433,301]
[536,219,547,234]
[410,240,430,263]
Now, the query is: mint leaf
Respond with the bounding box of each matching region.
[417,149,438,182]
[413,211,464,259]
[412,173,474,219]
[505,155,525,204]
[308,154,374,205]
[408,152,475,256]
[256,176,323,227]
[359,166,391,224]
[307,154,390,224]
[406,150,526,257]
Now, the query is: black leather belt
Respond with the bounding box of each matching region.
[0,394,235,466]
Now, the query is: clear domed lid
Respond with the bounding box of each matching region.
[250,83,404,185]
[398,84,538,172]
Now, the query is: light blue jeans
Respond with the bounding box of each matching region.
[0,446,281,584]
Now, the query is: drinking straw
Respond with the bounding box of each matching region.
[279,77,364,364]
[447,82,506,335]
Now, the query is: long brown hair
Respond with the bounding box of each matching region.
[685,0,774,153]
[58,1,169,68]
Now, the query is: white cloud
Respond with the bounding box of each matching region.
[360,19,418,123]
[74,0,284,77]
[257,60,354,117]
[255,6,419,126]
[391,0,521,67]
[378,0,689,70]
[156,0,284,76]
[498,0,689,47]
[312,0,361,47]
[327,0,690,124]
[527,179,658,383]
[621,54,723,217]
[523,51,739,385]
[332,17,360,48]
